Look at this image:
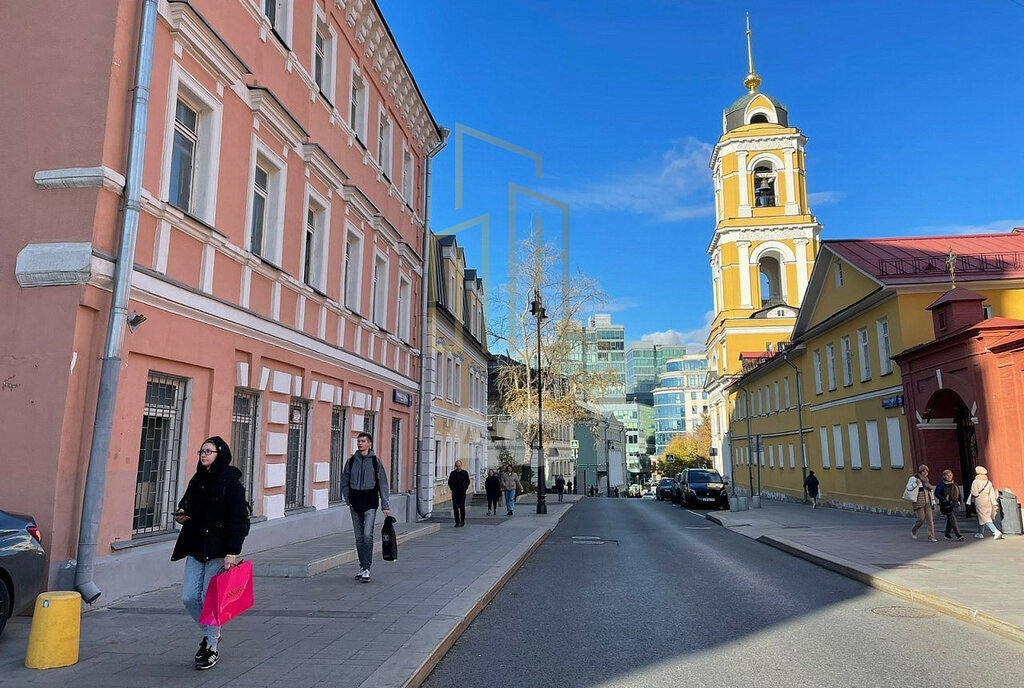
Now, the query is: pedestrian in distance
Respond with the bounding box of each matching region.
[500,467,522,516]
[803,470,820,508]
[172,436,250,671]
[341,432,390,582]
[614,486,619,498]
[934,469,964,541]
[906,464,937,542]
[969,466,1003,539]
[484,469,501,516]
[555,475,566,502]
[447,459,471,527]
[567,480,573,494]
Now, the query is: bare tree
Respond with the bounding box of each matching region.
[489,227,615,463]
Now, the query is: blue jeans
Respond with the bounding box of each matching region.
[504,489,516,513]
[182,556,223,647]
[350,507,377,570]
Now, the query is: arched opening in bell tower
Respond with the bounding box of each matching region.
[753,164,777,207]
[758,255,784,307]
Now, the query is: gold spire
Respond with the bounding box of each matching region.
[744,13,762,93]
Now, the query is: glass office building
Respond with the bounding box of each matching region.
[580,314,626,400]
[653,355,710,454]
[626,343,690,395]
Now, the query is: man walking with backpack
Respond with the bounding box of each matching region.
[341,432,390,582]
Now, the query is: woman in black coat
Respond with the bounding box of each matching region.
[484,469,501,516]
[171,436,249,670]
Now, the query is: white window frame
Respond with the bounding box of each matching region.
[377,107,393,179]
[832,424,845,468]
[454,360,462,405]
[773,381,780,412]
[848,423,862,469]
[401,143,414,203]
[840,335,853,387]
[877,317,893,375]
[865,419,882,469]
[300,186,330,292]
[812,349,823,395]
[834,262,843,287]
[768,444,774,468]
[397,275,411,343]
[262,0,294,46]
[788,444,795,469]
[371,252,389,329]
[783,377,791,408]
[342,224,364,312]
[825,343,837,391]
[435,352,444,398]
[349,65,368,143]
[886,416,905,469]
[819,427,831,468]
[858,327,872,381]
[445,354,454,401]
[161,65,223,224]
[245,139,287,264]
[312,9,337,102]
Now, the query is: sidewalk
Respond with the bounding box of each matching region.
[0,498,578,688]
[703,499,1024,644]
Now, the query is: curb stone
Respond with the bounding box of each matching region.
[703,512,1024,646]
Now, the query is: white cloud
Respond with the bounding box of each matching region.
[808,191,846,206]
[597,297,639,314]
[634,311,715,350]
[906,218,1024,236]
[548,137,714,223]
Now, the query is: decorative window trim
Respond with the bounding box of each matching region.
[245,137,288,264]
[300,184,331,293]
[311,6,337,103]
[160,63,223,225]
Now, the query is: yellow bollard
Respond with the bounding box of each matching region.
[24,591,81,670]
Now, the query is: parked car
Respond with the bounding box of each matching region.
[671,471,686,504]
[626,484,642,498]
[678,469,730,509]
[641,491,656,500]
[655,478,674,501]
[0,510,47,637]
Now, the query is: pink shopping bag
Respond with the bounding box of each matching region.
[199,559,254,626]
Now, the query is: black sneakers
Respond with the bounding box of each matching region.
[195,646,218,670]
[194,637,208,663]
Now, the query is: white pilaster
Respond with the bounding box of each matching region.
[784,149,798,215]
[737,240,752,308]
[737,151,751,218]
[794,238,810,301]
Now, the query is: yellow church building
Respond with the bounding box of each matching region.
[707,21,1024,513]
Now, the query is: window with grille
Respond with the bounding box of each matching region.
[363,411,376,440]
[329,406,347,503]
[286,399,309,509]
[231,390,259,510]
[134,373,188,536]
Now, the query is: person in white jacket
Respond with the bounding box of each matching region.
[906,465,937,541]
[969,466,1003,540]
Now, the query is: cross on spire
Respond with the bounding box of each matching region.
[945,248,957,289]
[744,13,762,92]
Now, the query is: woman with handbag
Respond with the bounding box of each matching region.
[934,469,964,541]
[171,436,250,670]
[969,466,1004,540]
[905,465,937,541]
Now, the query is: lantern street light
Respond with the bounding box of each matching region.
[530,289,548,514]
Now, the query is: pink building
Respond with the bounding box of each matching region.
[0,0,443,603]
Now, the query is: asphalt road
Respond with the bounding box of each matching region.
[422,497,1022,688]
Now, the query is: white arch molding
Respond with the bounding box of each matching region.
[745,102,778,125]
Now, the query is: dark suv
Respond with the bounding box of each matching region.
[655,478,674,501]
[678,469,729,509]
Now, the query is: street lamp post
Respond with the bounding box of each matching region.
[531,289,548,514]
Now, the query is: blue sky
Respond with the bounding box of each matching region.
[379,0,1024,349]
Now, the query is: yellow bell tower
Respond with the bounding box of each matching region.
[705,15,822,475]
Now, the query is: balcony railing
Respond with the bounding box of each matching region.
[878,252,1024,277]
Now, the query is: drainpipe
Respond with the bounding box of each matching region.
[74,0,159,605]
[782,348,809,502]
[414,126,450,519]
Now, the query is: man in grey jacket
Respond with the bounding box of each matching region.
[341,432,390,582]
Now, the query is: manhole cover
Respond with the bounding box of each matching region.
[871,606,938,619]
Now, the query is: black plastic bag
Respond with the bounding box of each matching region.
[381,515,398,562]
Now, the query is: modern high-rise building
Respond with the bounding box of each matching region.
[626,343,690,397]
[653,355,710,455]
[580,314,626,401]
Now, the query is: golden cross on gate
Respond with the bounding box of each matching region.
[945,248,957,288]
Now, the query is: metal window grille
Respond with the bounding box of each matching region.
[390,418,401,492]
[329,406,347,503]
[231,390,259,510]
[133,373,187,536]
[286,399,308,510]
[363,411,375,440]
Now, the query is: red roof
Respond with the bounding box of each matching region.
[826,229,1024,286]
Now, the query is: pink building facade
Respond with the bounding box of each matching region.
[0,0,442,602]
